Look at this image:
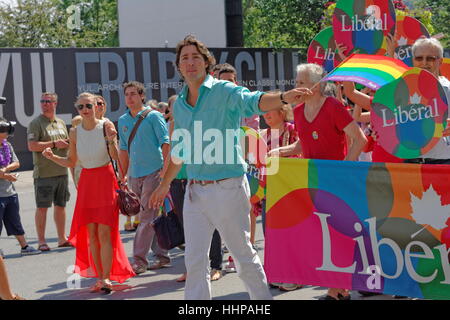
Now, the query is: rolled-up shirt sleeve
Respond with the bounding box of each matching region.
[151,113,170,146]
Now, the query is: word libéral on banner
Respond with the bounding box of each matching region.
[264,158,450,300]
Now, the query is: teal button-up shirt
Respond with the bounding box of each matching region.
[172,75,264,180]
[118,108,169,178]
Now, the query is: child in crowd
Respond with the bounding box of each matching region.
[0,117,41,257]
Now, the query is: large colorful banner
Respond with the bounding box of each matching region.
[264,158,450,300]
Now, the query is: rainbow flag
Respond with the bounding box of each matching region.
[441,58,450,80]
[265,158,450,300]
[321,54,411,90]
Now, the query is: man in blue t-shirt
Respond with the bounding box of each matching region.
[150,35,312,300]
[118,81,170,274]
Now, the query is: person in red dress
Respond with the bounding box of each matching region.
[42,92,135,293]
[269,63,367,300]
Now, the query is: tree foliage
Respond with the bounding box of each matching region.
[243,0,449,49]
[0,0,118,48]
[415,0,450,48]
[243,0,329,49]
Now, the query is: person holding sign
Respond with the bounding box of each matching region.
[343,38,450,164]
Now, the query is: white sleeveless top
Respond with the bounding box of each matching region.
[76,120,111,169]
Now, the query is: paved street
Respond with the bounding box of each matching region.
[0,170,402,301]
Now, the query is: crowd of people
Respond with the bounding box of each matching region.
[0,35,449,300]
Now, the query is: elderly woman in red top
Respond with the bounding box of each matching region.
[269,63,367,300]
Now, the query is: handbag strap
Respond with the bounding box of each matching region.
[128,108,152,154]
[103,122,124,183]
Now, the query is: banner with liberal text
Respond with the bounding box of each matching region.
[264,158,450,300]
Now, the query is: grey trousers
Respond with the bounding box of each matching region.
[129,170,170,267]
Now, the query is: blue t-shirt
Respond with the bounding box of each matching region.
[172,75,264,180]
[118,108,169,178]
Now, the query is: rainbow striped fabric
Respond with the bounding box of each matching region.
[441,58,450,80]
[321,54,411,90]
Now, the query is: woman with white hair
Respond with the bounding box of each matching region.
[42,92,135,293]
[269,63,367,300]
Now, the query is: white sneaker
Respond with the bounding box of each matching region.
[20,246,42,256]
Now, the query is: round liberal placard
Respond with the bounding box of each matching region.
[307,27,338,72]
[332,0,396,56]
[371,68,449,159]
[394,15,430,67]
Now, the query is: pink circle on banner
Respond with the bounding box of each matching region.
[332,0,396,56]
[371,68,449,159]
[394,15,430,67]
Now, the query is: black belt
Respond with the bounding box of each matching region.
[405,158,450,164]
[189,178,229,186]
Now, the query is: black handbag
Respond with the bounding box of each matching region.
[152,195,185,250]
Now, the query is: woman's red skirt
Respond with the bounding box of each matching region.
[68,164,135,283]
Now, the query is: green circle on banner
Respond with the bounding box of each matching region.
[307,27,338,72]
[332,0,396,56]
[371,68,449,159]
[394,15,430,67]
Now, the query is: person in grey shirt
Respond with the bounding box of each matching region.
[0,117,40,257]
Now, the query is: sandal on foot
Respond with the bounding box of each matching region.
[101,279,113,294]
[89,280,103,293]
[210,269,223,281]
[176,273,187,282]
[124,221,135,232]
[58,241,74,248]
[38,244,50,251]
[319,293,351,300]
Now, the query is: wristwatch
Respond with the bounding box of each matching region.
[280,92,288,105]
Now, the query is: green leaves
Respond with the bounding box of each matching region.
[0,0,118,48]
[243,0,328,49]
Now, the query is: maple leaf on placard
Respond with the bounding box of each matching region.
[410,185,450,230]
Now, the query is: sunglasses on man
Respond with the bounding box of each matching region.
[76,103,94,110]
[40,99,56,104]
[413,56,438,62]
[97,102,105,106]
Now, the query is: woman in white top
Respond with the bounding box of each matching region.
[42,92,134,293]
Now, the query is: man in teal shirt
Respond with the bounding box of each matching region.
[118,81,170,274]
[150,35,312,300]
